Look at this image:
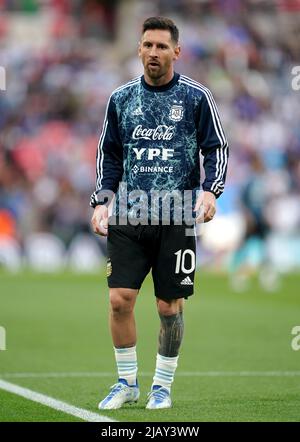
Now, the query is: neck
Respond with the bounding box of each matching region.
[143,69,174,87]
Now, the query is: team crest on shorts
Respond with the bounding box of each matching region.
[169,104,184,122]
[107,259,112,277]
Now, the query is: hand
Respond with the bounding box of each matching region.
[194,191,216,223]
[91,205,109,236]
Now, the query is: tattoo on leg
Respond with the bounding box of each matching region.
[158,311,184,357]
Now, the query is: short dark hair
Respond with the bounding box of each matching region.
[142,17,179,44]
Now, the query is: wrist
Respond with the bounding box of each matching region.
[94,200,109,208]
[203,189,217,199]
[93,194,111,208]
[94,203,108,211]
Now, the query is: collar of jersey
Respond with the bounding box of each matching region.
[141,72,179,92]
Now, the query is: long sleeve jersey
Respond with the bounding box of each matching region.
[90,73,228,220]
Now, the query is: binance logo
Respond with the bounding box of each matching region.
[107,260,112,277]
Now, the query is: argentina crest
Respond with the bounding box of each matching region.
[169,104,184,122]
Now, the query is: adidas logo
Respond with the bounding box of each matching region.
[180,276,193,285]
[132,107,143,116]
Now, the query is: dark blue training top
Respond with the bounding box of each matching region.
[90,73,228,221]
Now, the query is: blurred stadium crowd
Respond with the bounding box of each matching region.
[0,0,300,278]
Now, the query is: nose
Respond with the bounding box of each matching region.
[149,45,158,57]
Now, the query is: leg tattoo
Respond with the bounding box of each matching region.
[158,312,184,357]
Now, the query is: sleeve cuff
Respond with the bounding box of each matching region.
[202,184,223,199]
[90,190,115,208]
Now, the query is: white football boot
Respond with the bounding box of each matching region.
[146,385,172,409]
[98,379,140,410]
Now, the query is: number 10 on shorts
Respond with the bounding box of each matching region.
[174,249,195,274]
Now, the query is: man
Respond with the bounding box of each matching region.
[90,17,228,410]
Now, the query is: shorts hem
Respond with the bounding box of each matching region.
[108,282,141,290]
[154,291,194,300]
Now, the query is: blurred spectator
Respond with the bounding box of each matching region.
[0,0,299,274]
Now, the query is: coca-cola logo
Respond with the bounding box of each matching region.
[132,125,175,141]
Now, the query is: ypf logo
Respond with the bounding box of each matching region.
[0,66,6,91]
[132,147,174,161]
[0,326,6,351]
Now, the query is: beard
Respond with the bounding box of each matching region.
[145,64,165,80]
[146,66,164,80]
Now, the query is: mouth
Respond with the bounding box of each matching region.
[148,61,160,68]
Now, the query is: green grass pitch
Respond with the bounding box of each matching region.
[0,270,300,422]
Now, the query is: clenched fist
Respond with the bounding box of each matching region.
[194,191,216,223]
[91,205,109,236]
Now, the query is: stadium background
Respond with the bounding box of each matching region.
[0,0,300,422]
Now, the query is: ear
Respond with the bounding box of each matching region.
[138,41,142,57]
[173,45,181,61]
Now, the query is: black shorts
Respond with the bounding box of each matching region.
[106,223,196,300]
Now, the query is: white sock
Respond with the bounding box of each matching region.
[114,346,138,386]
[152,353,179,392]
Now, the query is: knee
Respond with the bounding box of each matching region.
[157,298,183,316]
[109,289,136,315]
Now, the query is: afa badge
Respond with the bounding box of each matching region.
[169,105,184,122]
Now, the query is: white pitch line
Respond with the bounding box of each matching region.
[0,372,116,379]
[177,371,300,377]
[1,371,300,379]
[0,380,117,422]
